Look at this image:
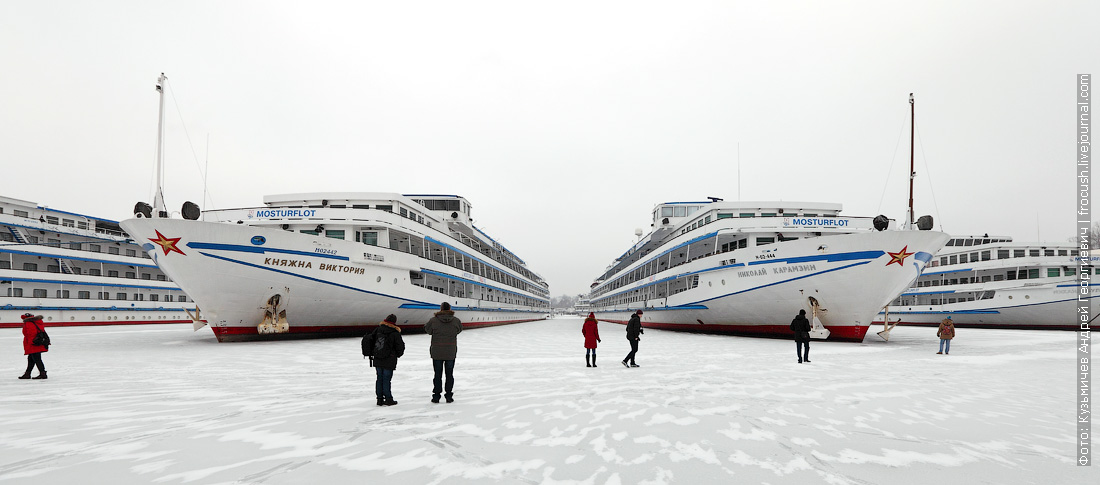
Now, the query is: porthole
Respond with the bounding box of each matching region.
[1008,296,1013,299]
[1025,295,1030,299]
[376,276,381,283]
[71,317,75,321]
[393,278,398,284]
[721,279,725,285]
[708,281,712,287]
[91,316,95,320]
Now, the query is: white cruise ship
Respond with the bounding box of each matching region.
[120,193,551,342]
[877,235,1094,330]
[586,199,949,342]
[1,195,196,328]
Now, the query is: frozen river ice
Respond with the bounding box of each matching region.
[0,317,1094,484]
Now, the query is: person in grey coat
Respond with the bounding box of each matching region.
[424,302,463,403]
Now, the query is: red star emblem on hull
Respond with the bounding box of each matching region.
[149,230,185,256]
[885,245,914,267]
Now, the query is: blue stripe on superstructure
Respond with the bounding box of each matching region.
[417,268,549,303]
[0,304,195,312]
[197,252,426,304]
[0,221,130,243]
[0,276,184,291]
[0,247,160,268]
[396,303,544,313]
[692,261,871,304]
[882,294,1100,315]
[900,290,957,296]
[423,236,540,288]
[186,242,350,261]
[923,268,973,276]
[472,226,527,266]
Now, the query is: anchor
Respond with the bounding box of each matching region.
[807,296,831,340]
[184,306,206,332]
[258,289,291,334]
[876,305,901,341]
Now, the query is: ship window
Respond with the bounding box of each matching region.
[1006,271,1016,280]
[803,213,817,217]
[1048,268,1061,277]
[740,213,755,218]
[62,219,74,227]
[674,206,687,217]
[88,268,100,276]
[78,291,90,299]
[56,290,70,298]
[89,244,101,252]
[779,234,798,242]
[108,270,118,277]
[1013,249,1024,258]
[717,213,732,219]
[1028,269,1039,279]
[78,221,88,229]
[47,239,60,247]
[1016,270,1027,280]
[704,215,711,224]
[126,272,136,279]
[330,204,346,209]
[126,249,136,257]
[13,210,28,218]
[180,296,188,302]
[981,275,992,282]
[377,205,393,212]
[134,293,144,301]
[98,292,108,300]
[69,242,82,250]
[997,250,1009,259]
[691,222,698,230]
[1044,249,1054,256]
[1029,249,1039,257]
[116,293,127,300]
[150,294,159,301]
[0,233,10,242]
[993,274,1004,281]
[23,263,38,271]
[939,257,948,266]
[46,216,58,225]
[0,261,8,269]
[662,207,674,217]
[360,231,378,246]
[1059,249,1068,256]
[400,207,408,217]
[981,251,991,261]
[47,265,60,273]
[970,252,978,262]
[300,230,319,235]
[1067,267,1077,276]
[325,230,345,240]
[959,254,968,264]
[157,274,166,281]
[8,288,22,297]
[108,247,119,255]
[761,213,777,217]
[949,255,957,265]
[142,273,151,280]
[756,237,775,246]
[353,204,369,209]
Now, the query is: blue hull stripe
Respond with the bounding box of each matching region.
[692,261,871,305]
[198,252,425,304]
[186,242,350,261]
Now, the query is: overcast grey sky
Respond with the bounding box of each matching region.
[2,1,1097,297]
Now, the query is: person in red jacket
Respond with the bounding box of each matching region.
[19,313,48,380]
[582,313,601,367]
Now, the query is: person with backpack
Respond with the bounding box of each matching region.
[936,317,955,355]
[363,314,405,406]
[18,313,48,380]
[582,312,601,367]
[424,302,462,403]
[621,310,643,368]
[790,309,812,363]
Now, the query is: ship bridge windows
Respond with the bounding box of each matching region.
[740,213,755,218]
[377,205,393,212]
[1049,268,1061,277]
[756,237,775,246]
[325,230,345,240]
[357,231,379,246]
[1013,249,1024,258]
[981,251,991,261]
[13,210,28,218]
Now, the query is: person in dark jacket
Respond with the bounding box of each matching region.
[582,312,601,367]
[19,313,48,380]
[367,314,406,406]
[425,302,462,403]
[790,309,812,363]
[622,310,643,368]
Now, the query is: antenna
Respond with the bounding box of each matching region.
[908,93,915,229]
[737,142,741,202]
[203,133,209,220]
[153,73,168,218]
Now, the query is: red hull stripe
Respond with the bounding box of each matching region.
[891,322,1084,331]
[600,320,869,342]
[0,320,193,329]
[210,319,543,342]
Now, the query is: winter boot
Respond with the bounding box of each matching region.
[431,396,440,403]
[621,360,630,368]
[592,355,597,367]
[586,355,591,367]
[445,394,454,403]
[32,372,47,380]
[18,373,31,379]
[383,398,398,406]
[377,397,385,406]
[629,363,640,368]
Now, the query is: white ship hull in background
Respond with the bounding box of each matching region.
[120,193,551,342]
[878,236,1094,330]
[588,200,949,342]
[1,195,196,328]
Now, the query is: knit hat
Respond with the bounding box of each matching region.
[384,314,397,323]
[636,310,643,315]
[21,313,42,322]
[588,312,595,319]
[440,302,451,311]
[799,309,806,315]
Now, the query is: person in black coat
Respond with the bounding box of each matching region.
[367,314,406,406]
[790,309,812,363]
[622,310,644,367]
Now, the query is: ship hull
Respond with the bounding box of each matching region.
[879,282,1097,331]
[593,230,949,342]
[120,218,546,342]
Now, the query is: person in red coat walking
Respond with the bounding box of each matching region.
[582,313,601,367]
[19,313,48,380]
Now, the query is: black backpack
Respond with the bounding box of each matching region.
[361,329,392,367]
[31,322,50,348]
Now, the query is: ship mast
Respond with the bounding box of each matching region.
[154,73,168,218]
[908,93,915,229]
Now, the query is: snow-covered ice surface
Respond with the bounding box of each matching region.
[0,317,1094,484]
